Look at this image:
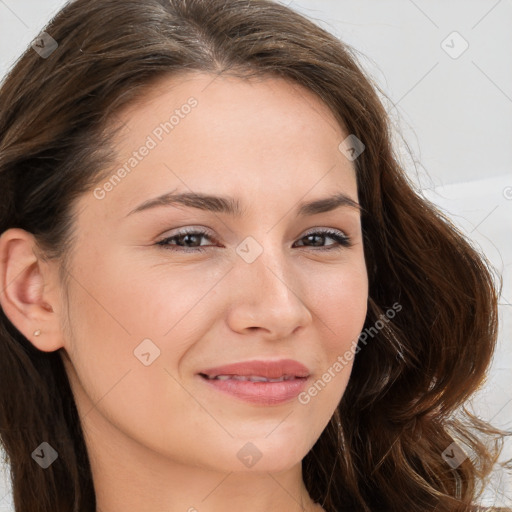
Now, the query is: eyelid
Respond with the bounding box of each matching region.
[156,225,352,252]
[158,225,217,240]
[301,226,348,238]
[157,226,348,242]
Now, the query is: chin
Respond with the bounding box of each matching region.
[220,435,312,474]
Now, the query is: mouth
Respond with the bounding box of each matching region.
[198,358,310,379]
[197,359,310,405]
[199,373,303,382]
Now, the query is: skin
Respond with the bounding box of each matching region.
[0,72,368,512]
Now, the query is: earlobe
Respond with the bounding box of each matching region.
[0,228,64,352]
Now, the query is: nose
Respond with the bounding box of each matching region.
[225,242,313,340]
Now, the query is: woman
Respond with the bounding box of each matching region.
[0,0,509,510]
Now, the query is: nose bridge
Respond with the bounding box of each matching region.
[236,231,293,297]
[226,231,311,335]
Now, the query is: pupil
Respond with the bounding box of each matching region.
[181,234,199,247]
[308,234,322,246]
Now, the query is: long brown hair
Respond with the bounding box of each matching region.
[0,0,510,510]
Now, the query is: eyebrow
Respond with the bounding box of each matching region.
[126,190,361,218]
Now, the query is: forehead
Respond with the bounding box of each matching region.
[81,72,358,223]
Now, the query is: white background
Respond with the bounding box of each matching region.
[1,0,511,508]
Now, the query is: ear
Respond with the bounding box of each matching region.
[0,228,65,352]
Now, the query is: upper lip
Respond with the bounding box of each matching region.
[198,359,310,379]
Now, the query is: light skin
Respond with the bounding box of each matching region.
[0,72,368,512]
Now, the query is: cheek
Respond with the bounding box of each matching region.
[60,251,225,441]
[62,269,205,459]
[310,258,368,344]
[300,258,368,404]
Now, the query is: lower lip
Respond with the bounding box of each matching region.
[198,375,309,405]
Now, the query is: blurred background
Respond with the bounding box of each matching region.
[0,0,511,508]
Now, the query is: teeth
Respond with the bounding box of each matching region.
[207,374,296,382]
[249,376,271,382]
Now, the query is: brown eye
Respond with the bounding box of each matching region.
[156,229,215,253]
[156,228,351,254]
[294,229,351,251]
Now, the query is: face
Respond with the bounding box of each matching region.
[58,72,368,474]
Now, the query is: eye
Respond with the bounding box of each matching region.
[156,228,215,253]
[156,227,352,253]
[293,229,352,251]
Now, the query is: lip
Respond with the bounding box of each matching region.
[197,359,311,406]
[199,359,310,379]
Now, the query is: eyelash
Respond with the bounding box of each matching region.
[156,228,352,253]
